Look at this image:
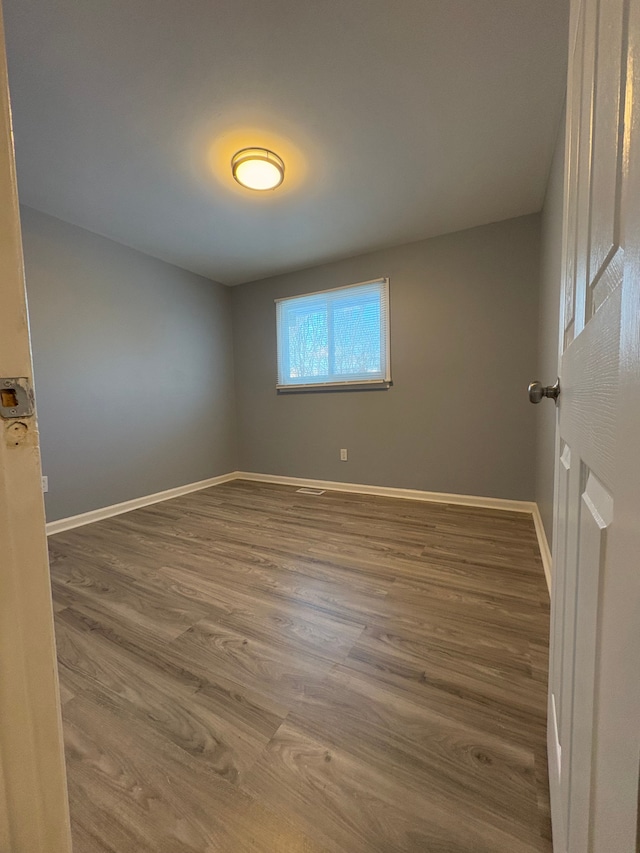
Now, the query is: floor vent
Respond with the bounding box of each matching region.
[296,487,326,496]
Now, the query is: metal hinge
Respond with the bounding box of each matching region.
[0,378,35,418]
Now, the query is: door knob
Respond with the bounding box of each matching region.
[528,378,560,404]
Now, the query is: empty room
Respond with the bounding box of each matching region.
[2,1,640,852]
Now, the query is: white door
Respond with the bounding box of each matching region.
[0,3,72,851]
[547,0,640,850]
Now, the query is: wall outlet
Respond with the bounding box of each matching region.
[41,475,48,493]
[340,448,348,461]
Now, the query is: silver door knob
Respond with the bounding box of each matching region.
[528,378,560,404]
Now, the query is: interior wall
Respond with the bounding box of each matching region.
[231,214,540,501]
[535,108,566,546]
[21,206,238,522]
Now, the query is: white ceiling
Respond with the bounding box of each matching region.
[3,0,568,285]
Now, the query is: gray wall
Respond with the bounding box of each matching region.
[21,206,238,522]
[232,214,540,501]
[535,110,566,545]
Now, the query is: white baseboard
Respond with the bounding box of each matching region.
[235,471,536,513]
[239,472,551,596]
[46,469,552,598]
[45,472,238,535]
[531,503,552,594]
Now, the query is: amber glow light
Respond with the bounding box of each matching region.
[231,148,285,191]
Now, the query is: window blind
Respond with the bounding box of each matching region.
[276,278,390,389]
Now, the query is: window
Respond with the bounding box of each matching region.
[276,278,390,390]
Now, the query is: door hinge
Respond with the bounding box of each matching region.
[0,378,35,418]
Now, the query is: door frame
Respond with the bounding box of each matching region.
[0,3,72,850]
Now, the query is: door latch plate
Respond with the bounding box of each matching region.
[0,378,35,418]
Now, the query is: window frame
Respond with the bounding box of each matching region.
[275,277,391,392]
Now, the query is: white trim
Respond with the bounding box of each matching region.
[46,470,553,600]
[276,380,391,392]
[236,471,536,513]
[532,502,553,594]
[0,8,72,845]
[46,472,238,535]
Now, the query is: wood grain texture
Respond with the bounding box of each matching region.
[50,479,552,852]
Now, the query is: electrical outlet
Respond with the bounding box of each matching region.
[340,448,348,461]
[41,475,48,493]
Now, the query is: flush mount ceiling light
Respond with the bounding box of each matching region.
[231,147,285,191]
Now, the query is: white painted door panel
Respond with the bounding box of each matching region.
[548,0,640,851]
[568,473,613,853]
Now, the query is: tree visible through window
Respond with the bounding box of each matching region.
[276,279,390,389]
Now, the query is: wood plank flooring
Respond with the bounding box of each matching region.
[49,479,552,853]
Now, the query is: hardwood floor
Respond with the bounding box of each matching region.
[49,480,552,853]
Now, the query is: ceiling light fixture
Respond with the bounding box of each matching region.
[231,147,285,191]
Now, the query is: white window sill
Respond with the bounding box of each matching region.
[276,380,392,394]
